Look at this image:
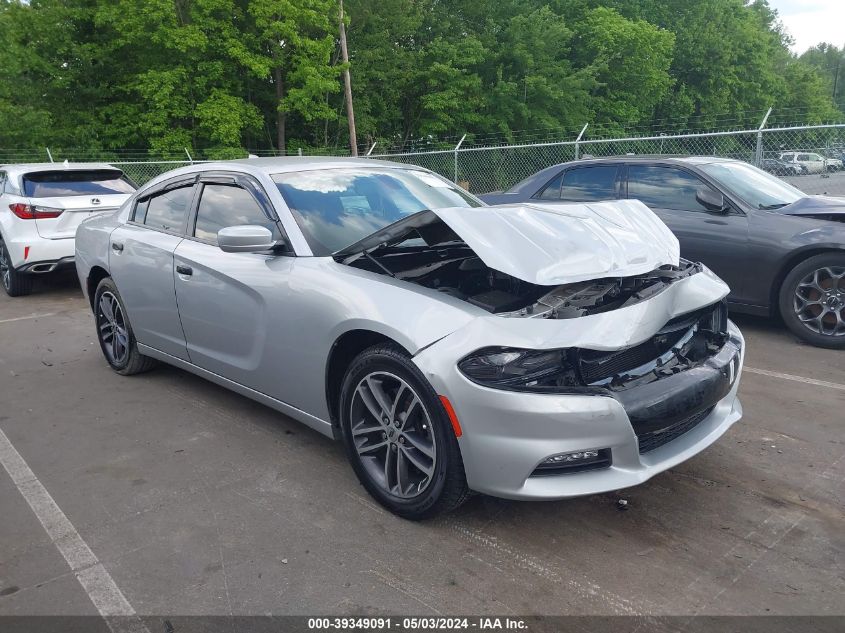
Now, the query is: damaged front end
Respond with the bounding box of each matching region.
[456,299,740,456]
[338,203,690,319]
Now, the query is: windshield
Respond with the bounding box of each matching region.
[699,162,804,209]
[273,167,482,255]
[22,170,136,198]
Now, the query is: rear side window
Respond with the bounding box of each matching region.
[22,170,136,197]
[559,166,618,202]
[135,184,194,232]
[193,184,279,244]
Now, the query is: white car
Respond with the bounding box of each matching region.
[778,151,842,173]
[0,163,135,296]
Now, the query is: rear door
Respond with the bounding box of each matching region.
[624,164,751,302]
[22,169,135,239]
[108,177,196,360]
[173,173,291,393]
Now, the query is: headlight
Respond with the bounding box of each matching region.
[457,346,579,391]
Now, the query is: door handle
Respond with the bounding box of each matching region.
[704,219,728,225]
[111,242,124,252]
[176,264,193,276]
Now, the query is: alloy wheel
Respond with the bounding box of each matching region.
[349,372,437,499]
[793,266,845,337]
[97,291,130,365]
[0,241,10,291]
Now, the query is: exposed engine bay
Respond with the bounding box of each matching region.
[343,242,700,319]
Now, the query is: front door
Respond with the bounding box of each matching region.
[173,176,290,394]
[625,164,751,303]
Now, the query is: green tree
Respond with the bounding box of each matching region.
[800,43,845,115]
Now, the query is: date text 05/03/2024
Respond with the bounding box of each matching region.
[307,617,529,630]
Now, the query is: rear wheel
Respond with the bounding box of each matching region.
[0,238,33,297]
[94,277,157,374]
[779,253,845,349]
[339,343,469,519]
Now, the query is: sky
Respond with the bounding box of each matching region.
[767,0,845,54]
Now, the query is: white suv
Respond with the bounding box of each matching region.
[0,163,135,296]
[778,151,843,173]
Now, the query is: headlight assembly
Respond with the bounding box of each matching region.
[457,346,580,391]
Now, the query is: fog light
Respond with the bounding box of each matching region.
[531,448,612,477]
[543,449,600,464]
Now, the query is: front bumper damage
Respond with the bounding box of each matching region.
[413,269,744,500]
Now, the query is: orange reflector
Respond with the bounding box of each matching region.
[439,395,462,438]
[24,246,30,260]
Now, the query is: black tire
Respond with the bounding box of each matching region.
[338,343,469,520]
[93,277,157,375]
[0,238,34,297]
[778,253,845,349]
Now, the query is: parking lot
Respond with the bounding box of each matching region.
[0,272,843,618]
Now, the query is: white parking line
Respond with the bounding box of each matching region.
[0,426,138,620]
[745,366,845,391]
[0,312,57,324]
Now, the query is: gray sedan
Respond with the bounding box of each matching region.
[482,157,845,348]
[76,158,744,519]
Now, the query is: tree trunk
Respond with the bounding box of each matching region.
[274,66,286,155]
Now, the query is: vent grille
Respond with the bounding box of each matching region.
[637,407,714,454]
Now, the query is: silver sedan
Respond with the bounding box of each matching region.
[75,158,744,519]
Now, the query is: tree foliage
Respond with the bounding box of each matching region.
[0,0,840,156]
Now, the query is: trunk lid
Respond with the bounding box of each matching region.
[33,194,129,239]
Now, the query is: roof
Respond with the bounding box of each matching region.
[134,156,429,193]
[199,156,413,174]
[575,155,741,166]
[0,162,120,177]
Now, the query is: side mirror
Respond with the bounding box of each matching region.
[217,225,275,253]
[696,187,727,214]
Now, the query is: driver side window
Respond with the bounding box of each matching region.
[193,183,280,245]
[627,165,715,213]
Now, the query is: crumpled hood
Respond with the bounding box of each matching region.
[432,201,679,285]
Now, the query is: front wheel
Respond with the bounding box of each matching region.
[779,253,845,349]
[94,277,157,374]
[338,343,469,520]
[0,239,33,297]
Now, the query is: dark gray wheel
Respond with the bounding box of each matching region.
[339,343,469,519]
[350,371,437,499]
[0,238,33,297]
[97,290,130,366]
[779,254,845,349]
[94,277,157,374]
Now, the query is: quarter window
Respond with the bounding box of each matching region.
[627,166,714,213]
[136,184,194,232]
[193,183,278,244]
[536,172,564,200]
[559,166,618,202]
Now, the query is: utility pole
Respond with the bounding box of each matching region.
[339,0,358,156]
[833,44,844,108]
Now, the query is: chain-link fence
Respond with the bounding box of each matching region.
[369,122,845,197]
[4,122,845,195]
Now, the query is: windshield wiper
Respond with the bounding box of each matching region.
[759,203,789,210]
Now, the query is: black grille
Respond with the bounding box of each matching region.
[579,329,686,384]
[637,407,714,454]
[577,301,727,386]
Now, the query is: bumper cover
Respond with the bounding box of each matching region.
[4,234,75,271]
[415,322,744,501]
